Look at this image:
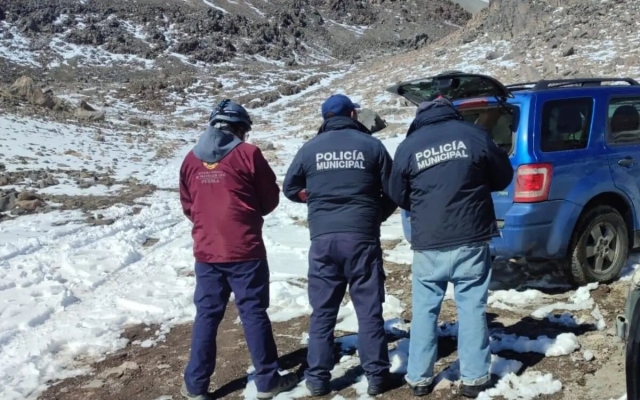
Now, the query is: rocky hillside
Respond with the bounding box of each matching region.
[0,0,469,85]
[258,0,640,142]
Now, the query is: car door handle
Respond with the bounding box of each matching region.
[618,157,635,167]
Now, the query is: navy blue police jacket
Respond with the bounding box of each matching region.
[283,116,397,240]
[389,102,514,251]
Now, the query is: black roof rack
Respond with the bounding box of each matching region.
[531,78,640,90]
[504,82,538,91]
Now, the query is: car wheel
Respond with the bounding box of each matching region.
[565,205,628,285]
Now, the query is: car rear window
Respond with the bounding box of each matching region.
[540,97,594,152]
[607,97,640,145]
[395,74,509,104]
[459,106,519,154]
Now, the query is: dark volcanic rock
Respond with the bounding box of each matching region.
[0,0,470,74]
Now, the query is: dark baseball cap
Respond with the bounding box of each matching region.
[321,94,361,119]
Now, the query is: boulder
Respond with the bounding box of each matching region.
[9,76,56,109]
[76,100,105,122]
[75,109,105,121]
[357,108,387,134]
[78,100,97,111]
[0,191,18,212]
[16,199,45,211]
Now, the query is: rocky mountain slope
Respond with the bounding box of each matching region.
[282,0,640,137]
[0,0,469,85]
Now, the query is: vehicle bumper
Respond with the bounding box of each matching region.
[622,268,640,399]
[490,200,582,259]
[617,268,640,340]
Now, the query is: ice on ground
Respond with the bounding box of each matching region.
[335,293,404,333]
[489,289,547,307]
[490,332,580,357]
[268,279,312,322]
[531,283,598,318]
[478,371,563,400]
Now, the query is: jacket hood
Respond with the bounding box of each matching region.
[317,116,372,135]
[192,126,242,163]
[406,101,462,137]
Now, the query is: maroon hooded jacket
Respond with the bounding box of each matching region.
[179,127,280,263]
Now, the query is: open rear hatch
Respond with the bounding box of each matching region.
[387,72,517,223]
[385,71,514,105]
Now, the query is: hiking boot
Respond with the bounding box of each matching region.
[367,373,405,396]
[305,380,331,397]
[180,383,216,400]
[256,373,300,399]
[460,375,499,398]
[411,383,434,397]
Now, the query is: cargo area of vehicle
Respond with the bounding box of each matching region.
[458,104,519,155]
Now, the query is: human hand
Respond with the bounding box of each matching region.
[297,189,308,202]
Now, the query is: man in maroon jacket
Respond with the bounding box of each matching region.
[179,99,299,400]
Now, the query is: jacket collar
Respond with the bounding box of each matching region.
[317,116,372,135]
[407,102,462,137]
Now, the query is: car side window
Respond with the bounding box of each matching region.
[540,98,594,152]
[607,97,640,145]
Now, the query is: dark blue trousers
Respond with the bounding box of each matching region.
[305,232,390,387]
[184,259,280,394]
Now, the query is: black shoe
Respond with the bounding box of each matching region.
[180,383,216,400]
[460,375,499,398]
[367,373,405,396]
[305,380,331,397]
[256,373,300,399]
[411,383,434,397]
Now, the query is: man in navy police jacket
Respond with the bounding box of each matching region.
[389,97,513,398]
[283,94,397,397]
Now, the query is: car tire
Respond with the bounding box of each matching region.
[565,205,628,285]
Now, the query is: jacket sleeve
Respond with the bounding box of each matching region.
[283,148,307,203]
[179,159,193,222]
[389,144,412,211]
[252,147,280,216]
[379,144,398,221]
[484,134,514,192]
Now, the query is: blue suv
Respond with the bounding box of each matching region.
[387,72,640,285]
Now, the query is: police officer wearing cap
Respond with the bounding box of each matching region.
[283,94,398,396]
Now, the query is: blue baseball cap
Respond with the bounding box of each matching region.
[321,94,360,119]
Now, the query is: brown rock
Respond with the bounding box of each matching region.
[75,108,106,122]
[461,32,477,44]
[9,76,55,109]
[64,150,84,158]
[434,378,453,391]
[16,199,44,211]
[17,191,41,201]
[625,56,640,67]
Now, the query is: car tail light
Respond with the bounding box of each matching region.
[457,99,489,110]
[513,163,553,203]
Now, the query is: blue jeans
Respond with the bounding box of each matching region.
[406,241,492,387]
